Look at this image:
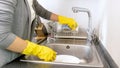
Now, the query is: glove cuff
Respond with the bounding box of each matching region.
[58,15,68,24]
[22,40,40,55]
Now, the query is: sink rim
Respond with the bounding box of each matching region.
[20,59,103,67]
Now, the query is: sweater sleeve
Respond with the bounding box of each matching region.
[33,0,52,20]
[0,0,17,49]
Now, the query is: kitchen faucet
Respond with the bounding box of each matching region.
[72,7,93,44]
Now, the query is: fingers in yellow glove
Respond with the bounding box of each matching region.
[37,46,56,61]
[58,15,78,30]
[22,40,56,62]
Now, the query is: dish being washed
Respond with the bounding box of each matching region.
[54,55,86,64]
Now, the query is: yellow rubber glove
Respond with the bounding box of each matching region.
[22,40,56,61]
[58,15,78,30]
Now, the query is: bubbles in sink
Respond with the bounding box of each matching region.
[54,55,86,64]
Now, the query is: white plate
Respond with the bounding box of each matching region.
[54,55,86,64]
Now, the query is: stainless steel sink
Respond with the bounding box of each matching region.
[20,7,103,68]
[21,41,103,68]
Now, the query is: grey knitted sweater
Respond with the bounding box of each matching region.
[0,0,51,67]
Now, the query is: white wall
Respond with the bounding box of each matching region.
[105,0,120,67]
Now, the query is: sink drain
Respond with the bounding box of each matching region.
[66,45,70,49]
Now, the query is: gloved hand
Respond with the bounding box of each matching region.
[58,15,78,30]
[22,40,56,61]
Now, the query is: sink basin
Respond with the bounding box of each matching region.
[21,41,103,68]
[46,43,92,63]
